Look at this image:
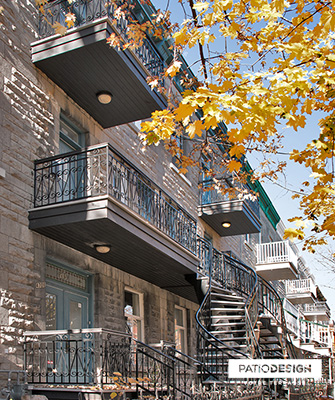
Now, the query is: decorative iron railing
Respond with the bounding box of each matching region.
[200,178,260,219]
[24,329,197,398]
[32,143,197,254]
[23,328,132,385]
[37,0,165,77]
[256,240,298,268]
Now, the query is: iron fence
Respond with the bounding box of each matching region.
[33,143,197,254]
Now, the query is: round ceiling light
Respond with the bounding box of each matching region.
[94,244,111,254]
[96,91,113,104]
[222,221,231,228]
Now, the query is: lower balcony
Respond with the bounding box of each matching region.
[23,328,197,398]
[301,302,331,321]
[28,144,199,301]
[255,241,299,280]
[285,279,317,304]
[198,178,261,237]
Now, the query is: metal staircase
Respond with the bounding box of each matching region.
[196,237,296,384]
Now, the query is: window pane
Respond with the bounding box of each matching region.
[175,308,184,326]
[69,300,82,329]
[46,293,57,330]
[124,291,140,316]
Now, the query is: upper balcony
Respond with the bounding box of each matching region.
[301,302,331,321]
[28,143,199,301]
[255,241,299,281]
[198,178,261,236]
[285,278,317,304]
[31,0,167,128]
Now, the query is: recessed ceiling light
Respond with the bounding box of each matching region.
[222,222,231,228]
[94,244,111,254]
[96,91,113,104]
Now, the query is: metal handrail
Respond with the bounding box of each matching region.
[258,276,297,359]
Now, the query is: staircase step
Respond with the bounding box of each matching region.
[210,308,244,313]
[212,315,244,321]
[210,329,247,335]
[211,291,244,301]
[212,321,245,327]
[260,340,281,345]
[211,300,245,306]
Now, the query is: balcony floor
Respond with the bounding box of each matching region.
[29,197,199,302]
[31,20,167,128]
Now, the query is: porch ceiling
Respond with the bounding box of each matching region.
[29,198,200,302]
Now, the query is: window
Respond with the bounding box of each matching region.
[174,306,187,354]
[56,116,86,201]
[124,289,144,341]
[59,116,84,154]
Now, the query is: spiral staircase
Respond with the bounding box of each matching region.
[196,238,296,384]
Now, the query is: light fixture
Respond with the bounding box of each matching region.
[94,244,111,254]
[222,221,231,228]
[96,91,113,104]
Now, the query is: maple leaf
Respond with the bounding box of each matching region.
[165,61,182,78]
[283,228,305,241]
[228,159,242,173]
[65,13,76,29]
[52,22,67,36]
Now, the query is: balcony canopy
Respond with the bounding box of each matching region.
[28,144,199,302]
[31,0,167,128]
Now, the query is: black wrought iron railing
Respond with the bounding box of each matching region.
[32,143,197,254]
[23,328,132,385]
[37,0,165,77]
[24,329,196,398]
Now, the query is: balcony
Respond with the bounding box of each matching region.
[255,241,299,280]
[301,302,331,321]
[285,279,317,304]
[31,0,167,128]
[23,328,197,396]
[28,144,199,301]
[198,179,261,236]
[300,321,332,355]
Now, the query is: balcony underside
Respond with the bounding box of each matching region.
[198,200,261,236]
[256,261,298,281]
[303,312,330,322]
[28,197,199,302]
[286,293,315,305]
[31,21,167,128]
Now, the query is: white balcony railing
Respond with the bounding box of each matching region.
[304,302,331,315]
[301,321,331,347]
[283,299,300,336]
[256,240,298,267]
[285,278,317,297]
